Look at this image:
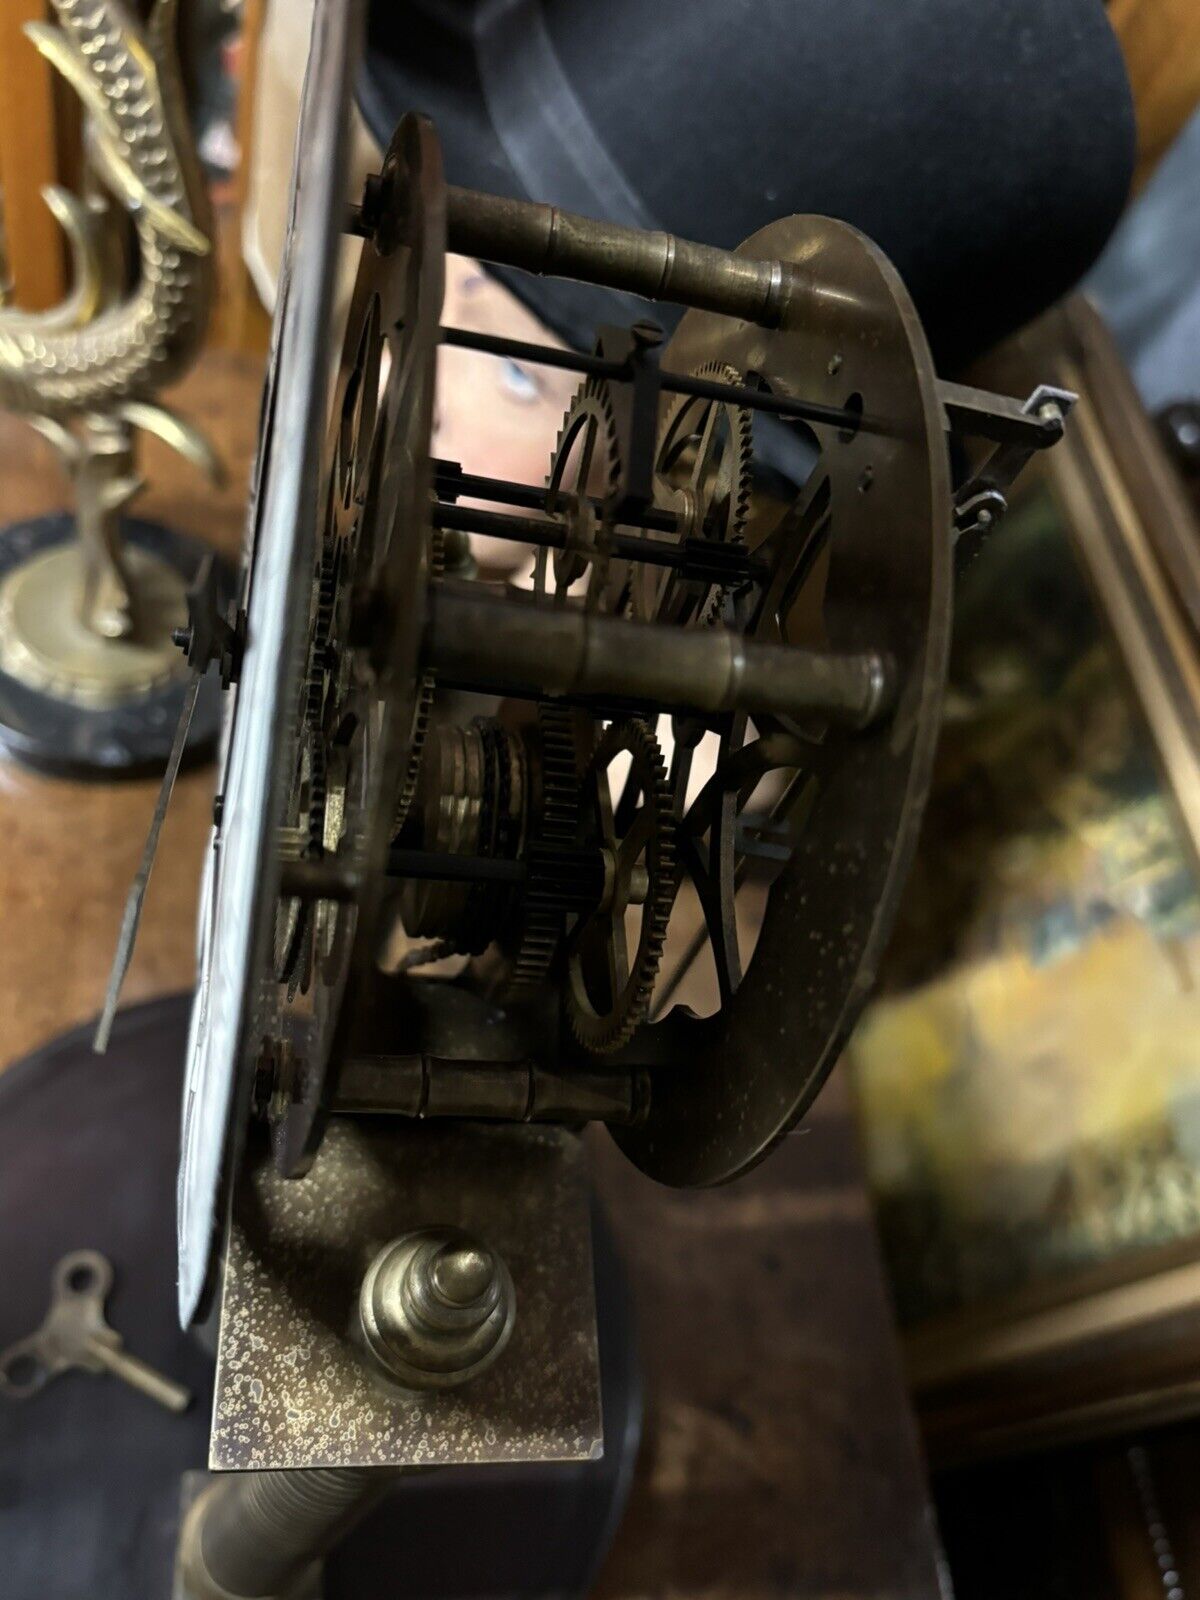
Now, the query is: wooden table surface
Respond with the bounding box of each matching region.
[0,351,258,1070]
[0,347,945,1599]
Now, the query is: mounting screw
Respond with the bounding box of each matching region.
[630,319,664,350]
[357,1227,516,1391]
[1036,399,1066,441]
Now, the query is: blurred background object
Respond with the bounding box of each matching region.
[1109,0,1200,193]
[845,54,1200,1595]
[854,297,1200,1446]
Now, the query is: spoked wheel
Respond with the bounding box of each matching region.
[566,719,675,1055]
[611,215,953,1187]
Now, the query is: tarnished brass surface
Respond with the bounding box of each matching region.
[27,404,222,642]
[0,540,187,704]
[210,1120,601,1471]
[445,186,795,328]
[356,1227,516,1391]
[613,213,952,1185]
[0,1248,192,1411]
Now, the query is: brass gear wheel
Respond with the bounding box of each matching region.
[500,701,591,999]
[273,528,341,996]
[394,525,445,833]
[537,377,622,606]
[273,730,323,994]
[566,718,675,1054]
[637,360,753,624]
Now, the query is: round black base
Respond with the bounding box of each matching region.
[0,995,641,1600]
[0,514,232,780]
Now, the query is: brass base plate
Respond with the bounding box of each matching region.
[0,541,187,708]
[210,1120,603,1472]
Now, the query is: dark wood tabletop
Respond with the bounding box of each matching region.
[0,346,946,1600]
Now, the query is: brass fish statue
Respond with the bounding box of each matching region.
[0,0,214,419]
[0,0,220,657]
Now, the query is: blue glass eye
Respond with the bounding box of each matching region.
[499,359,539,403]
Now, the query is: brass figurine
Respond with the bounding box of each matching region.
[0,0,223,771]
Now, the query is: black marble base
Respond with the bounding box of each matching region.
[0,514,230,779]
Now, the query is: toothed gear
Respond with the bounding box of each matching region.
[538,377,622,604]
[314,540,339,652]
[566,718,675,1054]
[274,729,323,991]
[640,361,753,625]
[305,734,328,852]
[394,526,445,832]
[275,533,341,994]
[501,702,592,999]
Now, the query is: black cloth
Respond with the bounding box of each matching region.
[359,0,1135,369]
[0,998,214,1600]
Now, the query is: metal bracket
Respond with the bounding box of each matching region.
[594,321,664,519]
[952,383,1077,571]
[174,555,245,688]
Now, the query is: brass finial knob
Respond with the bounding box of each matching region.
[430,1243,495,1306]
[357,1227,515,1391]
